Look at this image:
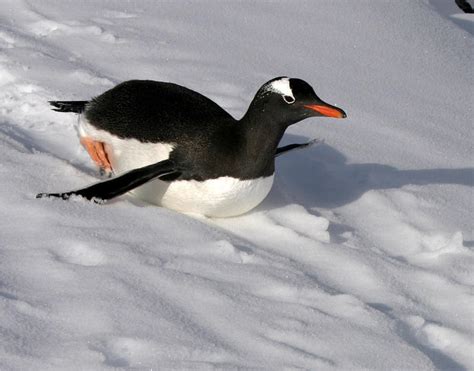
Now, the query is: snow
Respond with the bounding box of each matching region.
[0,0,473,369]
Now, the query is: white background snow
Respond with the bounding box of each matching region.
[0,0,473,369]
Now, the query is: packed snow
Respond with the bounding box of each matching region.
[0,0,473,369]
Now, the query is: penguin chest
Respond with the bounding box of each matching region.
[123,163,274,217]
[150,175,274,217]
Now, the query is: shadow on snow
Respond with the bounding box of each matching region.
[271,133,474,209]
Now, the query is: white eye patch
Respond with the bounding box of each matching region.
[265,77,295,100]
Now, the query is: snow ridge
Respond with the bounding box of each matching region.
[0,1,473,370]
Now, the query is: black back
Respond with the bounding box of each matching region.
[86,80,235,143]
[85,80,260,180]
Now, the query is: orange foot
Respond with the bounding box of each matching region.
[80,137,113,176]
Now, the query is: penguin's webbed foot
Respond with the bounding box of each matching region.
[99,167,113,178]
[80,137,113,176]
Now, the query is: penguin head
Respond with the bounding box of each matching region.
[247,77,346,127]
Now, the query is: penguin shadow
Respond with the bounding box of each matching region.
[265,133,474,209]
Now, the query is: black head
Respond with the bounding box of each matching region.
[244,76,346,127]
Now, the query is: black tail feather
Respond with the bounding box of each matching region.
[49,101,89,113]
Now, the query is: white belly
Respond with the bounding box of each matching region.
[138,175,273,217]
[79,119,274,217]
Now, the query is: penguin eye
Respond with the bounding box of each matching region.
[282,95,295,104]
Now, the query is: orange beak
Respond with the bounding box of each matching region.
[304,104,346,118]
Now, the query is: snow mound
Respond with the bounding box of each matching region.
[0,0,472,369]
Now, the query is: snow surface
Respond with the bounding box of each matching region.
[0,0,473,369]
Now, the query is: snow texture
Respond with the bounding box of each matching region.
[0,0,473,370]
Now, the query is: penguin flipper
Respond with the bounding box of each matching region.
[275,138,322,157]
[49,101,89,113]
[36,159,181,203]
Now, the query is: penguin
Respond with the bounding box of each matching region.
[37,77,346,217]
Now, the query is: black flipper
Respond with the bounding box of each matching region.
[36,159,180,204]
[275,138,322,157]
[49,101,89,113]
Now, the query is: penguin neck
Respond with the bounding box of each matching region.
[238,106,289,176]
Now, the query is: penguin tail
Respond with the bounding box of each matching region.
[49,101,89,113]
